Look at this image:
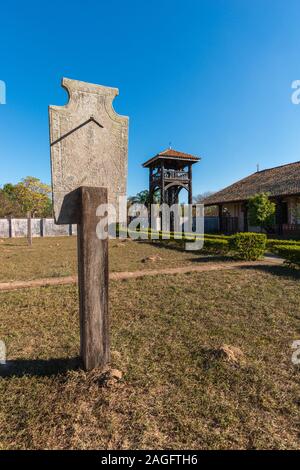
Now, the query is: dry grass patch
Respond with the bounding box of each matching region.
[0,267,299,449]
[0,237,228,282]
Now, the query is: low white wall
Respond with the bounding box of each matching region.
[0,219,9,238]
[0,218,77,238]
[12,218,41,237]
[43,219,69,237]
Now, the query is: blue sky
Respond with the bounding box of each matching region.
[1,0,300,199]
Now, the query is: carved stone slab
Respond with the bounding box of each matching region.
[49,78,128,224]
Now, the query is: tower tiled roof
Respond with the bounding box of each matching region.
[142,148,200,167]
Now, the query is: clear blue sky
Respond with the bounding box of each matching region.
[1,0,300,199]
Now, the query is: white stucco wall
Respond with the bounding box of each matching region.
[0,219,77,238]
[0,219,9,237]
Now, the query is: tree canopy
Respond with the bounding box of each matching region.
[128,189,159,207]
[248,193,275,231]
[0,177,52,218]
[193,192,217,216]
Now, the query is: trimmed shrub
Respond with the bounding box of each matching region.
[203,237,229,253]
[229,232,267,260]
[267,238,300,248]
[270,244,300,267]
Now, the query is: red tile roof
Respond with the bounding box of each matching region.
[142,148,200,167]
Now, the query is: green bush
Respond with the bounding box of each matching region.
[203,237,229,253]
[267,238,300,248]
[270,244,300,267]
[248,192,275,231]
[229,232,267,260]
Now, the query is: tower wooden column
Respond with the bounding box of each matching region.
[188,163,192,205]
[160,159,165,204]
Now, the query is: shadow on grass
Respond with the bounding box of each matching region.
[140,240,228,262]
[238,263,300,280]
[0,241,29,247]
[189,255,233,263]
[0,356,80,378]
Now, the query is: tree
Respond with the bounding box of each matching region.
[2,183,16,199]
[21,176,51,196]
[0,190,22,217]
[193,191,217,216]
[193,191,215,204]
[248,193,275,232]
[1,177,53,217]
[128,189,159,207]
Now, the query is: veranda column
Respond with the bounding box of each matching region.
[218,204,223,232]
[275,197,283,235]
[242,202,248,232]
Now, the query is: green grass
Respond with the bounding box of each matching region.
[0,237,230,282]
[0,267,299,449]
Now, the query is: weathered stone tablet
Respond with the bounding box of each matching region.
[49,78,128,224]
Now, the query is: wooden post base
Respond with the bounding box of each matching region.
[77,186,109,371]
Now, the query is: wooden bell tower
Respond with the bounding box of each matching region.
[142,148,200,206]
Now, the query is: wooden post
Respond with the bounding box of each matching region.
[188,163,193,204]
[8,216,12,238]
[77,186,110,371]
[27,211,32,246]
[149,166,153,205]
[40,218,44,237]
[160,160,165,204]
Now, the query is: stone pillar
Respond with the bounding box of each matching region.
[49,78,128,225]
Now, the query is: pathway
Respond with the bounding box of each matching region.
[0,256,283,292]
